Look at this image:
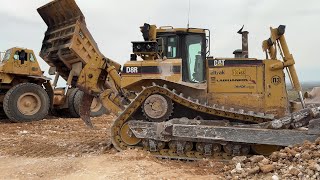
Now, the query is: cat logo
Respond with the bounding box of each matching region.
[271,75,281,85]
[213,60,225,67]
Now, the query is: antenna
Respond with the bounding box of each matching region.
[187,0,191,28]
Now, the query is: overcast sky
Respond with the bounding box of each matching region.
[0,0,319,83]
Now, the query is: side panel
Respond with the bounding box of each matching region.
[263,60,288,117]
[207,59,288,117]
[121,59,183,89]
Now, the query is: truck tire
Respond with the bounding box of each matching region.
[67,88,80,118]
[74,90,107,117]
[3,83,50,122]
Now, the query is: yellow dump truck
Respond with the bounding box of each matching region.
[0,46,106,122]
[0,47,52,122]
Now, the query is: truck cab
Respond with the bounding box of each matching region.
[0,47,43,78]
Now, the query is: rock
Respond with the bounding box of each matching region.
[259,164,274,173]
[239,172,248,178]
[301,151,311,160]
[235,163,242,171]
[231,156,247,164]
[270,152,279,161]
[260,158,270,165]
[249,155,264,163]
[294,153,301,158]
[287,149,298,156]
[247,166,260,174]
[313,151,320,158]
[310,162,320,172]
[289,167,300,176]
[315,137,320,145]
[312,174,317,179]
[271,174,279,180]
[279,152,288,158]
[230,169,237,174]
[306,169,315,176]
[303,140,312,149]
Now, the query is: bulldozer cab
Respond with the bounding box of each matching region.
[156,28,208,83]
[0,48,42,76]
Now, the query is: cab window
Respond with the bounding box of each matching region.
[186,35,204,82]
[2,49,12,61]
[167,36,177,58]
[159,35,178,59]
[29,53,36,62]
[13,50,28,64]
[13,51,19,60]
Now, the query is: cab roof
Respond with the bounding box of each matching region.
[157,26,206,34]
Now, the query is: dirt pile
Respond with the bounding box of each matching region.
[0,115,114,157]
[0,115,223,179]
[223,138,320,180]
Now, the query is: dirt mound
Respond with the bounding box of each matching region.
[3,114,320,179]
[0,116,222,179]
[223,139,320,179]
[0,115,114,157]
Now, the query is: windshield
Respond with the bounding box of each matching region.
[2,49,12,61]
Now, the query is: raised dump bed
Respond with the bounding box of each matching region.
[38,0,103,86]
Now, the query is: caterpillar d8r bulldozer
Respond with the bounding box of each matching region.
[39,0,320,159]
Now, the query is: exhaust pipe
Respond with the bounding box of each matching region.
[237,25,249,58]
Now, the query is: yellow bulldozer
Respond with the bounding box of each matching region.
[38,0,320,159]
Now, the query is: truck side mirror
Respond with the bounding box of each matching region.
[48,67,56,75]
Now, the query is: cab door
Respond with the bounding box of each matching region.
[13,50,29,75]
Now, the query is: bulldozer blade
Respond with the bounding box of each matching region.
[80,93,94,128]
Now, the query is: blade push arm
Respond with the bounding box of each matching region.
[262,25,305,108]
[77,55,129,127]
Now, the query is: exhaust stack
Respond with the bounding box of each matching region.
[236,25,249,58]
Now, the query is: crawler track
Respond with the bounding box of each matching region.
[111,83,320,160]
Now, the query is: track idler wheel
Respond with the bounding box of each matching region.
[143,94,173,122]
[119,122,141,146]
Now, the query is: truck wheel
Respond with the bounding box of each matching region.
[74,90,107,117]
[3,83,49,122]
[67,88,80,118]
[89,97,108,117]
